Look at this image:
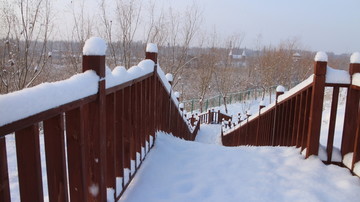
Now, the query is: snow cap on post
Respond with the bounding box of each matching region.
[174,91,180,98]
[259,100,265,108]
[276,85,286,93]
[166,73,174,83]
[146,43,158,53]
[350,52,360,64]
[314,51,328,62]
[82,37,107,56]
[145,43,158,64]
[179,103,184,110]
[349,52,360,76]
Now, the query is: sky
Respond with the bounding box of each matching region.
[54,0,360,54]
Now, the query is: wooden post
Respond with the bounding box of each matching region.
[66,108,88,202]
[15,124,44,202]
[326,87,339,163]
[82,43,107,201]
[106,93,116,197]
[0,137,10,202]
[306,58,327,158]
[145,43,158,144]
[43,114,69,202]
[272,87,284,146]
[341,62,360,156]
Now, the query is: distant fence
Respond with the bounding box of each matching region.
[0,40,200,202]
[183,86,277,113]
[222,53,360,175]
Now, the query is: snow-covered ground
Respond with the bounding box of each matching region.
[5,87,359,201]
[120,132,360,202]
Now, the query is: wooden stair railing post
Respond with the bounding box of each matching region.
[306,53,327,158]
[256,102,266,145]
[271,86,284,146]
[342,58,360,158]
[82,38,107,201]
[348,55,360,169]
[146,43,158,143]
[0,137,10,202]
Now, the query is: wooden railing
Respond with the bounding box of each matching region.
[188,109,232,125]
[222,53,360,175]
[0,40,200,202]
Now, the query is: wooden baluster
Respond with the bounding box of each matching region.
[43,114,69,202]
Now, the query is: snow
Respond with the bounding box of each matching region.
[276,85,286,92]
[352,73,360,87]
[174,91,180,98]
[326,66,350,84]
[146,43,158,53]
[106,59,154,89]
[343,152,354,169]
[120,132,360,202]
[314,51,328,62]
[0,70,99,126]
[350,52,360,64]
[194,124,222,145]
[179,103,184,109]
[107,188,115,202]
[165,73,173,83]
[355,162,360,176]
[277,74,313,102]
[116,177,123,196]
[82,37,107,56]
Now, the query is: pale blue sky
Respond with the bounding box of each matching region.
[55,0,359,54]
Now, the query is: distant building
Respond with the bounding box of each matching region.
[229,48,247,67]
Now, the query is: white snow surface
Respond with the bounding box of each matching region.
[165,73,173,82]
[194,124,222,145]
[0,71,99,126]
[106,59,154,89]
[82,37,107,56]
[314,51,328,62]
[350,52,360,64]
[276,85,286,92]
[352,73,360,87]
[277,74,313,102]
[120,132,360,202]
[146,43,158,53]
[326,66,350,84]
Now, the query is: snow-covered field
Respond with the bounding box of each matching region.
[120,132,360,202]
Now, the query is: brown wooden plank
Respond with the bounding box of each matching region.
[326,87,339,163]
[301,87,312,151]
[43,114,69,202]
[0,137,10,202]
[115,90,124,184]
[106,93,116,195]
[123,87,131,171]
[306,61,326,158]
[15,124,44,202]
[341,88,360,156]
[352,101,360,169]
[65,107,87,202]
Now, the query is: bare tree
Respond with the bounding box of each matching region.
[0,0,53,93]
[160,3,202,88]
[214,34,245,113]
[63,0,94,74]
[115,0,142,68]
